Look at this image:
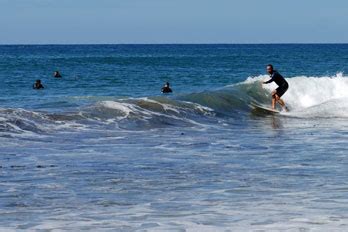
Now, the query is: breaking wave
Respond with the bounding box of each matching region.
[245,73,348,118]
[1,74,347,135]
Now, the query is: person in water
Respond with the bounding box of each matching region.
[262,64,289,111]
[33,80,44,89]
[161,82,173,93]
[53,71,62,78]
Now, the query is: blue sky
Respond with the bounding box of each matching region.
[1,0,347,44]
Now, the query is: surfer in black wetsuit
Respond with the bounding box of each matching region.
[262,64,289,111]
[53,71,62,78]
[33,80,44,89]
[161,82,173,93]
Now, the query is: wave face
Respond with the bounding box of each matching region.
[181,73,348,118]
[1,74,347,135]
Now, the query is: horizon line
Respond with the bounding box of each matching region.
[0,42,348,46]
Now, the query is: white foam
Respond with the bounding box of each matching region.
[99,101,134,116]
[246,73,348,118]
[97,99,213,128]
[138,98,182,114]
[141,97,214,116]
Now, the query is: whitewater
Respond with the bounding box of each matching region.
[247,73,348,117]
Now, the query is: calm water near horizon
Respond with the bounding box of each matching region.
[0,44,348,231]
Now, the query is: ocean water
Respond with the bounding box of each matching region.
[0,44,348,231]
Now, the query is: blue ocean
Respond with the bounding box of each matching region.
[1,44,347,231]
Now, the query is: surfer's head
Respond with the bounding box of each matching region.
[267,64,274,74]
[54,71,62,78]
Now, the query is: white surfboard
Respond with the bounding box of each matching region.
[251,102,280,113]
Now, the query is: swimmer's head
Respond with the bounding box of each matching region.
[54,71,62,77]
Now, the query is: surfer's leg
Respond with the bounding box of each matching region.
[275,95,289,112]
[271,91,276,109]
[275,95,284,107]
[278,98,285,106]
[275,86,289,111]
[272,98,276,109]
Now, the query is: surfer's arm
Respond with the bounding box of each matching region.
[263,78,273,84]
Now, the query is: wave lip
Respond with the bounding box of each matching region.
[0,108,50,135]
[86,98,216,129]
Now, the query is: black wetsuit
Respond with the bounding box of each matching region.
[264,71,289,97]
[33,83,44,89]
[161,87,172,93]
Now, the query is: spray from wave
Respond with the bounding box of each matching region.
[244,73,348,117]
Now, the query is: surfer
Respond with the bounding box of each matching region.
[263,64,289,111]
[33,80,44,89]
[53,71,62,78]
[161,82,173,93]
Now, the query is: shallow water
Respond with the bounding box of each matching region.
[0,44,348,231]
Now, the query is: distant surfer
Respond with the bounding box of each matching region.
[33,80,44,89]
[54,71,62,78]
[262,64,289,111]
[161,82,173,93]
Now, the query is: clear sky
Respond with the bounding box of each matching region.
[1,0,347,44]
